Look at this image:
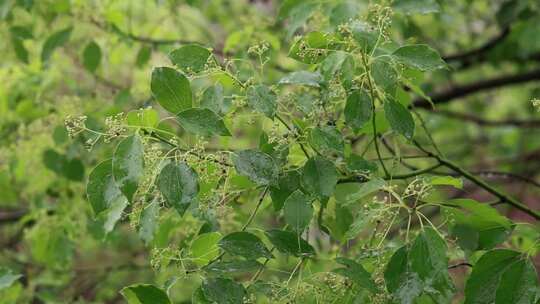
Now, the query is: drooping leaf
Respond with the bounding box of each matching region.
[41,27,72,63]
[246,84,277,118]
[392,44,446,71]
[201,277,246,304]
[384,228,455,304]
[87,159,128,216]
[157,162,199,216]
[384,99,415,140]
[350,21,378,53]
[219,231,273,260]
[371,58,398,96]
[269,170,301,211]
[301,156,338,199]
[464,249,537,304]
[121,284,171,304]
[233,149,279,186]
[151,67,193,114]
[308,126,344,156]
[177,108,231,137]
[392,0,440,15]
[265,229,315,257]
[201,84,225,115]
[169,44,212,73]
[82,40,101,73]
[345,90,372,131]
[283,190,313,232]
[190,232,222,267]
[138,198,160,245]
[112,135,144,202]
[332,258,378,293]
[444,199,513,252]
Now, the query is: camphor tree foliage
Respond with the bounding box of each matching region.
[1,0,540,303]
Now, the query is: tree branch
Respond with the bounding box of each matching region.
[427,109,540,128]
[443,27,510,67]
[414,68,540,108]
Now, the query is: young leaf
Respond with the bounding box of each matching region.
[190,232,222,267]
[384,99,415,140]
[265,229,315,257]
[82,40,101,73]
[126,108,159,129]
[0,268,22,290]
[301,156,338,199]
[112,135,144,202]
[308,126,344,156]
[41,27,72,63]
[283,190,313,232]
[392,44,446,71]
[168,44,212,73]
[345,90,372,131]
[87,159,128,216]
[121,284,171,304]
[233,149,279,186]
[332,258,378,293]
[246,84,277,118]
[219,231,273,260]
[157,162,199,216]
[151,67,192,114]
[203,260,262,276]
[201,278,246,304]
[278,71,323,87]
[177,108,231,137]
[464,249,533,304]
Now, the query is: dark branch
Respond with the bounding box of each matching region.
[0,209,27,224]
[414,68,540,108]
[427,109,540,128]
[443,28,510,66]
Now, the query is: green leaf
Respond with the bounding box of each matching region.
[0,268,22,290]
[332,258,377,293]
[219,231,273,260]
[309,126,344,156]
[201,277,246,304]
[168,44,212,73]
[301,156,338,199]
[203,260,262,276]
[335,179,385,206]
[384,228,454,304]
[392,44,446,71]
[136,45,152,67]
[444,199,513,252]
[201,84,225,115]
[289,31,332,64]
[269,170,301,211]
[177,108,231,137]
[392,0,440,15]
[346,154,378,173]
[246,84,277,118]
[190,232,222,267]
[429,176,463,189]
[345,90,372,131]
[94,191,128,237]
[464,249,535,304]
[112,135,144,202]
[138,198,159,245]
[283,190,313,232]
[11,36,28,63]
[278,71,323,87]
[265,229,315,257]
[384,99,415,140]
[43,149,85,181]
[41,27,72,63]
[329,1,360,27]
[121,284,171,304]
[233,149,279,186]
[126,108,159,129]
[371,58,398,96]
[495,258,538,304]
[151,67,193,114]
[82,40,101,73]
[350,21,378,53]
[87,159,128,216]
[319,51,348,83]
[157,162,199,216]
